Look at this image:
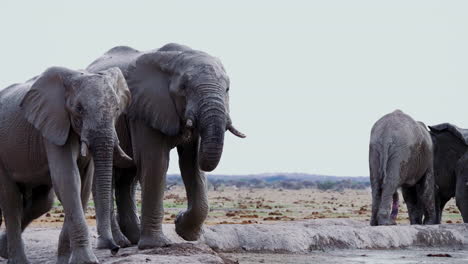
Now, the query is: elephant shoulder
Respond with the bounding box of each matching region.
[87,46,142,74]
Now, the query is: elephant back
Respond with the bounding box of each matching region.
[87,46,142,75]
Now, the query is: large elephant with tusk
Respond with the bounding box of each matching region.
[87,43,246,249]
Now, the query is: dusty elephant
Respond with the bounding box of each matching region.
[428,123,468,223]
[0,66,132,263]
[87,43,246,249]
[369,110,436,226]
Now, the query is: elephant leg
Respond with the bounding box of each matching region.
[115,167,139,245]
[419,170,436,224]
[57,159,95,263]
[0,184,54,255]
[455,171,468,223]
[110,203,131,248]
[369,150,381,226]
[390,192,399,224]
[402,186,423,224]
[377,165,399,225]
[22,186,54,229]
[437,196,450,223]
[130,120,171,249]
[175,138,209,241]
[402,185,423,224]
[0,163,28,263]
[45,142,97,264]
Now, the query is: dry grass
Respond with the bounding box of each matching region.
[28,186,463,227]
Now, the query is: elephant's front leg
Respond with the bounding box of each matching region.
[175,138,209,241]
[57,159,96,263]
[45,140,98,264]
[130,120,172,249]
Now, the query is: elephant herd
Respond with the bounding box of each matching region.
[0,43,465,264]
[369,109,468,226]
[0,43,245,264]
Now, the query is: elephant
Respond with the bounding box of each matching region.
[0,66,132,263]
[428,123,468,223]
[369,110,436,226]
[87,43,246,249]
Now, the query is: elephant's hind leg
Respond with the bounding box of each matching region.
[419,169,436,224]
[377,163,399,225]
[402,186,423,224]
[114,167,139,245]
[0,163,29,263]
[0,185,54,258]
[369,148,381,226]
[22,185,54,229]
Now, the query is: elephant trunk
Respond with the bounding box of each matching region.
[197,91,227,172]
[90,132,119,254]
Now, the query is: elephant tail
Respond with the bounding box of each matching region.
[379,143,390,183]
[0,207,2,227]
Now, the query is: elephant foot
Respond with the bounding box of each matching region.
[7,256,30,264]
[0,234,8,259]
[112,229,132,248]
[175,211,203,241]
[118,219,140,245]
[57,254,71,264]
[138,233,172,249]
[423,216,437,225]
[69,246,98,264]
[96,236,120,255]
[377,217,395,226]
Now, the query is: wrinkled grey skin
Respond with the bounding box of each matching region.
[87,43,245,249]
[369,110,436,226]
[0,66,132,263]
[428,123,468,223]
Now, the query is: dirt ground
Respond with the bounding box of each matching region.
[2,187,467,264]
[29,186,463,228]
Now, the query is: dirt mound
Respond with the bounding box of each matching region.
[201,219,468,252]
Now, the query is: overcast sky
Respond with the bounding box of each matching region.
[1,1,467,176]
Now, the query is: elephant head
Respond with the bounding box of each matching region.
[126,43,245,172]
[20,66,132,252]
[429,123,468,161]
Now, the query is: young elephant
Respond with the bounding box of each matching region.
[429,123,468,223]
[369,110,436,226]
[0,66,131,263]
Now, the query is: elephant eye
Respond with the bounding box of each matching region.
[226,87,230,92]
[76,104,84,115]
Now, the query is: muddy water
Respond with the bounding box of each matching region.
[224,248,468,264]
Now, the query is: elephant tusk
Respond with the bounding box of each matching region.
[227,124,246,138]
[186,119,193,128]
[81,141,88,157]
[113,143,134,168]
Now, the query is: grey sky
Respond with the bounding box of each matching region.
[0,1,467,176]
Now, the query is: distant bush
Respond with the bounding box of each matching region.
[166,174,370,191]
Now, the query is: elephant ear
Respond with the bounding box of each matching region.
[101,67,131,113]
[20,67,72,146]
[429,123,468,146]
[126,50,184,136]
